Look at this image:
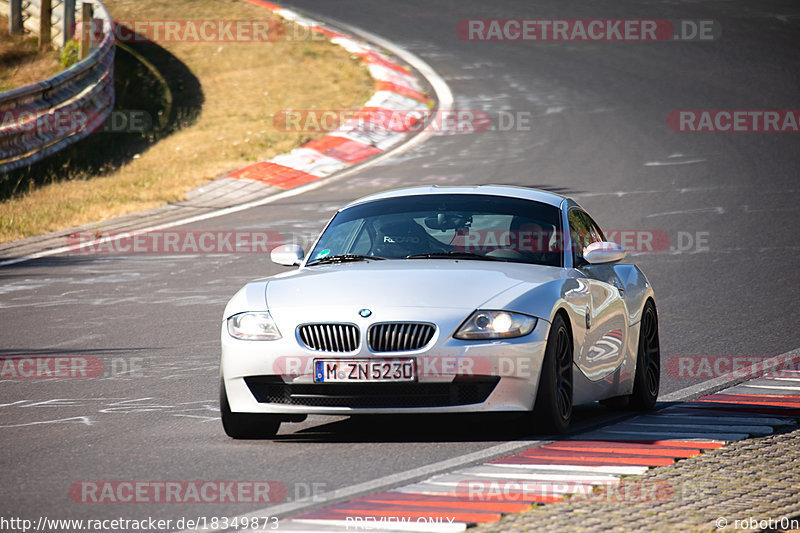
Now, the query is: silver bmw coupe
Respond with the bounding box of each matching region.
[220,185,660,438]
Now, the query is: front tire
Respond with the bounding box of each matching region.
[533,314,573,433]
[220,379,281,439]
[602,300,660,410]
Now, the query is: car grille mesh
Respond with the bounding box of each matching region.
[298,323,359,352]
[368,323,435,352]
[244,377,500,408]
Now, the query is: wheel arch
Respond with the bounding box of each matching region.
[553,307,574,348]
[639,297,659,339]
[534,307,573,394]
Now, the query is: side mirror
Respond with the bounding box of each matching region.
[270,244,305,267]
[583,241,626,264]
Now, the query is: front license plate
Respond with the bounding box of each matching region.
[314,359,417,383]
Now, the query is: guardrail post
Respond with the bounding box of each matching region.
[79,1,93,59]
[9,0,24,34]
[1,0,115,174]
[62,0,76,47]
[39,0,53,50]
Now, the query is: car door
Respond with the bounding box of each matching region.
[568,209,629,381]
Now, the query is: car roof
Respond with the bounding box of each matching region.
[342,185,569,210]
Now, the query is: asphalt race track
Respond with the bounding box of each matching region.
[1,0,798,527]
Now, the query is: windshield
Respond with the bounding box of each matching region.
[308,194,563,267]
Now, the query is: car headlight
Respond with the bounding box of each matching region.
[227,312,282,340]
[454,310,537,340]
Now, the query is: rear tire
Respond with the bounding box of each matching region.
[532,313,573,433]
[220,379,281,439]
[601,300,660,411]
[628,300,660,410]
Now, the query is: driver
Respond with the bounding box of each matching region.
[509,217,558,265]
[373,218,432,257]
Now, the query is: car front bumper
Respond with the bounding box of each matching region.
[221,307,550,415]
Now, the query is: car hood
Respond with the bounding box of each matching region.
[265,260,566,311]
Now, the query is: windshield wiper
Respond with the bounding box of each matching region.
[306,254,386,266]
[405,251,506,261]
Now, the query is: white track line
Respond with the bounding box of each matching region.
[632,414,793,426]
[175,438,544,533]
[739,384,800,391]
[659,347,800,402]
[487,463,649,476]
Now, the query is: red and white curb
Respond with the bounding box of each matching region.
[232,0,433,189]
[275,371,800,532]
[0,0,452,269]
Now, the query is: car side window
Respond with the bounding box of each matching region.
[583,212,605,242]
[568,210,602,264]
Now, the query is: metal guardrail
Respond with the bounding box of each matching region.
[0,0,115,174]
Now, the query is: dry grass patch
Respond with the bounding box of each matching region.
[0,15,61,91]
[0,0,373,242]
